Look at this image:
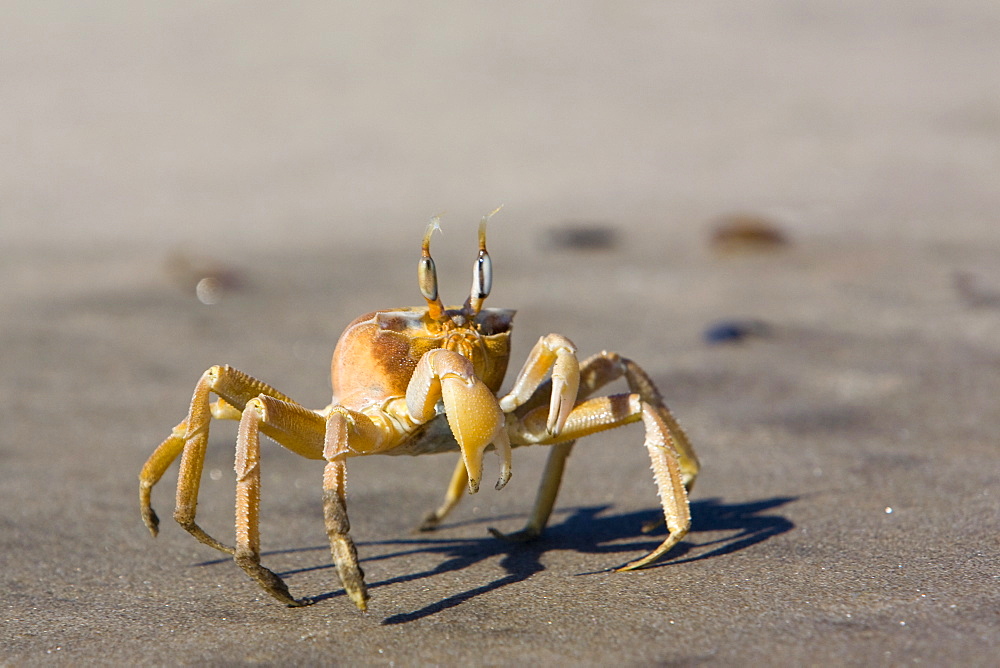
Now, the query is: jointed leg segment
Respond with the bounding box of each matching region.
[322,407,374,611]
[139,366,307,548]
[233,396,309,606]
[139,365,356,607]
[141,344,698,609]
[517,351,698,568]
[418,457,469,531]
[229,396,375,609]
[499,333,580,436]
[424,348,699,571]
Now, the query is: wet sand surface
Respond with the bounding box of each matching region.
[2,3,998,665]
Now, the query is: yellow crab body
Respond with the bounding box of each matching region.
[139,211,699,612]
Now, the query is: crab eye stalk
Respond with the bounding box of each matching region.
[466,206,501,315]
[419,217,445,320]
[418,256,438,301]
[472,248,492,300]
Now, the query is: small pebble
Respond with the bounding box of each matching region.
[547,223,618,251]
[710,214,789,252]
[703,319,771,344]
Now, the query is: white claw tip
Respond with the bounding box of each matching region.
[495,470,511,491]
[493,431,512,491]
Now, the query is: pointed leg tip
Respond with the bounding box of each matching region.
[488,526,541,543]
[615,554,659,571]
[141,509,160,537]
[416,516,440,533]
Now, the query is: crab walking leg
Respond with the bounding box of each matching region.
[139,365,313,555]
[322,455,368,611]
[499,333,580,436]
[169,368,232,554]
[233,396,316,607]
[497,349,693,540]
[619,357,699,490]
[508,393,691,568]
[509,352,638,534]
[488,440,575,542]
[417,457,470,531]
[138,396,249,533]
[139,420,188,538]
[617,403,691,569]
[238,400,381,610]
[322,407,390,612]
[566,352,699,489]
[407,348,511,493]
[520,440,574,535]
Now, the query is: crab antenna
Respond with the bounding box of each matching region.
[466,206,501,315]
[418,216,446,321]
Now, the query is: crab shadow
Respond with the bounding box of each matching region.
[195,496,793,622]
[265,496,795,624]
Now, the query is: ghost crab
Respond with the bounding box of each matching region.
[139,211,699,610]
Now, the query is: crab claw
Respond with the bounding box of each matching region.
[407,349,511,493]
[443,376,510,492]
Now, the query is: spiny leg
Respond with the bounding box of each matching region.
[493,348,695,542]
[488,440,575,542]
[170,368,233,554]
[618,356,698,489]
[507,391,693,569]
[322,456,367,612]
[489,349,622,541]
[140,420,188,538]
[139,365,307,556]
[233,396,316,606]
[230,392,388,608]
[608,354,699,533]
[322,406,390,612]
[139,399,247,535]
[616,403,691,569]
[417,457,469,532]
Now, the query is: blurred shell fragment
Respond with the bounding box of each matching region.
[710,214,789,253]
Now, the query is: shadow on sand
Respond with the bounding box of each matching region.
[197,496,795,623]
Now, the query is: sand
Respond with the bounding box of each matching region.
[2,2,997,665]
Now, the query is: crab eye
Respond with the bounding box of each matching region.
[419,216,443,305]
[472,249,492,300]
[418,255,438,301]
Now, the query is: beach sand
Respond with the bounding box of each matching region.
[2,2,997,664]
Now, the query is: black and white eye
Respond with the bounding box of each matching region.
[472,249,492,300]
[418,255,439,301]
